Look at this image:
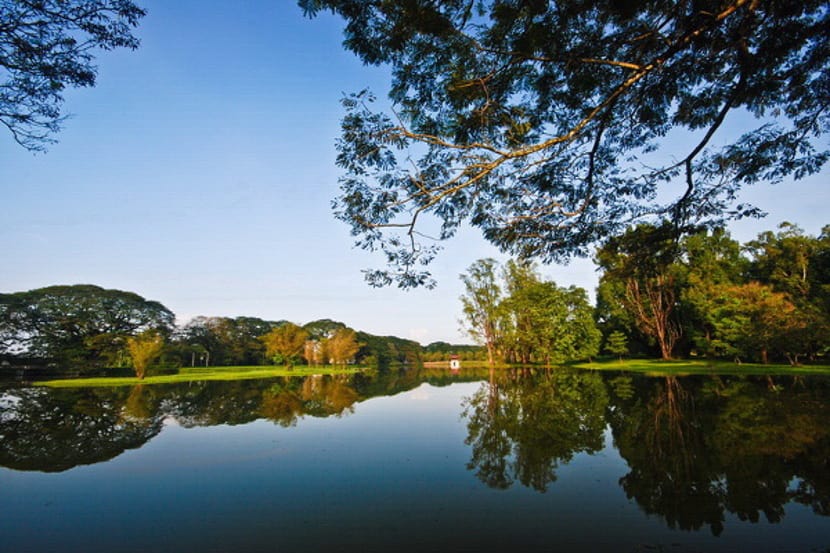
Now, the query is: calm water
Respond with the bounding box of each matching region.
[1,369,829,552]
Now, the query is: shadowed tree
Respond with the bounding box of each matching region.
[596,224,684,359]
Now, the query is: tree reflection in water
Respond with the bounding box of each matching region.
[609,375,830,535]
[462,369,830,534]
[0,373,396,472]
[1,368,829,539]
[462,368,609,492]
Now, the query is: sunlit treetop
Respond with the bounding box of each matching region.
[301,0,830,288]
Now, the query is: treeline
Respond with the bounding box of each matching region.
[0,285,431,373]
[459,222,830,366]
[596,222,830,364]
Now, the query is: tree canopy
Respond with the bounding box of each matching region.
[0,0,146,151]
[0,284,174,366]
[301,0,830,287]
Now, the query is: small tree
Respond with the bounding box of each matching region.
[260,324,308,368]
[605,331,629,362]
[126,331,165,379]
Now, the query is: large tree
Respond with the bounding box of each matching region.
[301,0,829,287]
[0,284,174,366]
[596,224,684,360]
[1,0,146,151]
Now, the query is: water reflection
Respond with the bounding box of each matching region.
[0,368,483,472]
[461,370,830,533]
[2,368,829,539]
[462,369,608,491]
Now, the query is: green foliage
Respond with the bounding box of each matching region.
[177,316,277,366]
[126,330,165,379]
[459,258,502,365]
[596,224,684,360]
[302,0,829,287]
[597,223,830,364]
[604,331,629,361]
[0,284,174,368]
[355,331,422,370]
[1,0,146,150]
[460,258,599,365]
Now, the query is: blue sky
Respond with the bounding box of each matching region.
[2,1,828,344]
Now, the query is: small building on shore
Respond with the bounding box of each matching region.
[449,355,461,371]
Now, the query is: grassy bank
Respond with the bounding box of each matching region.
[36,365,367,388]
[571,358,830,376]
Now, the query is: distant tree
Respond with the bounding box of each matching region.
[459,258,503,366]
[302,0,829,287]
[303,339,326,367]
[177,316,275,366]
[126,330,164,379]
[0,284,173,367]
[326,328,361,366]
[303,319,347,340]
[1,0,146,151]
[260,323,308,367]
[605,331,629,362]
[354,331,422,370]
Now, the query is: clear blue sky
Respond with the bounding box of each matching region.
[2,1,828,344]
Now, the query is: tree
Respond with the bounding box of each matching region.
[459,258,503,366]
[711,282,802,364]
[500,268,599,365]
[303,339,326,367]
[177,316,275,366]
[596,224,684,360]
[605,331,628,362]
[126,330,164,379]
[260,323,309,367]
[326,327,361,365]
[0,284,174,367]
[679,228,747,357]
[460,258,598,365]
[1,0,146,151]
[746,223,830,361]
[301,0,829,287]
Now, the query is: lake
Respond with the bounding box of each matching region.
[1,368,829,552]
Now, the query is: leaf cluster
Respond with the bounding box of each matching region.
[303,0,830,287]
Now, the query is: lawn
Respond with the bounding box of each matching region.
[571,357,830,376]
[36,365,368,388]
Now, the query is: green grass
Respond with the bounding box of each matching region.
[571,357,830,376]
[36,365,368,388]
